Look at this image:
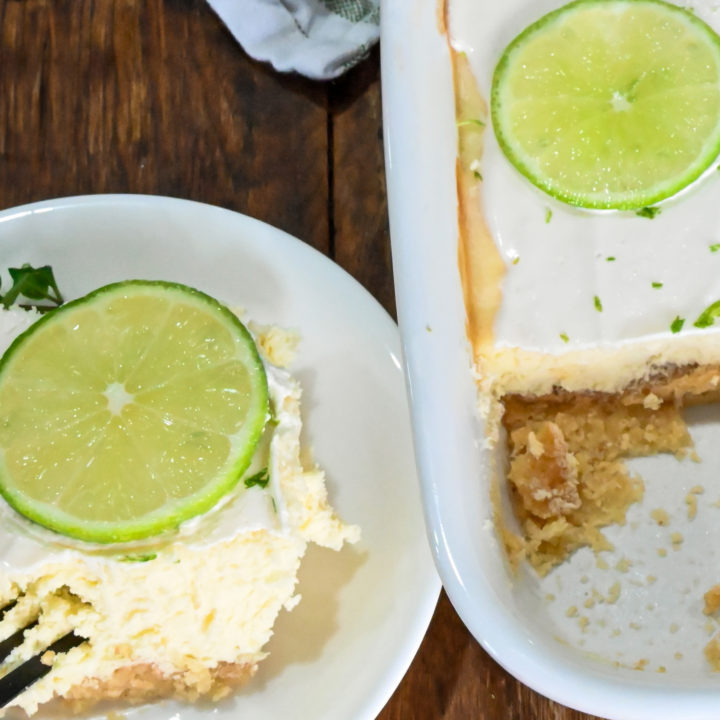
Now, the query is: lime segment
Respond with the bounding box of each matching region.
[0,281,269,543]
[491,0,720,209]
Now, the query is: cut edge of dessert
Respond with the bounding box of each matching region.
[0,274,360,717]
[451,35,720,575]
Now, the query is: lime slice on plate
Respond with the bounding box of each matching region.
[491,0,720,209]
[0,280,269,543]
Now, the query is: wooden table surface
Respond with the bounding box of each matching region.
[0,2,599,719]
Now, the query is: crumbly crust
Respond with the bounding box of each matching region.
[499,364,718,575]
[58,660,256,713]
[704,585,720,617]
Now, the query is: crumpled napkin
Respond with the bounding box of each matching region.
[207,0,380,80]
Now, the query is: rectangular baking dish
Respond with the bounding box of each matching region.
[381,1,720,717]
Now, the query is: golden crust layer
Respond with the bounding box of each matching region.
[499,364,720,575]
[59,660,256,714]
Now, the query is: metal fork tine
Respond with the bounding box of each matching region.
[0,620,38,664]
[0,631,86,708]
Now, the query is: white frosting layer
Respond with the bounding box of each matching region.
[449,0,720,354]
[0,307,296,572]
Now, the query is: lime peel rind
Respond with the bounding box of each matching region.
[0,280,269,544]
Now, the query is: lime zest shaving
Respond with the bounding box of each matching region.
[457,118,485,128]
[671,316,686,333]
[694,300,720,328]
[120,553,157,563]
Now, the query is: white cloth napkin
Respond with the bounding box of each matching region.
[208,0,380,80]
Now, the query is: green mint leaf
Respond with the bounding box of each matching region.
[457,118,485,128]
[635,206,661,219]
[651,282,663,289]
[594,295,603,312]
[710,244,720,253]
[244,467,269,489]
[559,332,569,343]
[120,553,157,563]
[671,316,685,333]
[2,264,64,308]
[606,256,616,262]
[694,300,720,329]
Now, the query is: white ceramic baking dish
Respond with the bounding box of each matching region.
[382,1,720,717]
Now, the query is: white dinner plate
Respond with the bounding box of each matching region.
[0,194,440,720]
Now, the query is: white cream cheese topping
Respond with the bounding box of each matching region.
[449,0,720,354]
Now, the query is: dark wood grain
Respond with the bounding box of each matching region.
[0,0,329,251]
[329,50,395,317]
[381,592,599,720]
[0,2,600,718]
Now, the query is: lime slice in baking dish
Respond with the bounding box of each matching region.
[0,280,269,543]
[491,0,720,209]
